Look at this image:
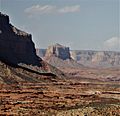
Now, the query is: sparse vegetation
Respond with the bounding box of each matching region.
[0,61,120,115]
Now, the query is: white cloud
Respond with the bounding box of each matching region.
[103,37,120,50]
[58,5,80,13]
[24,5,56,15]
[24,5,80,16]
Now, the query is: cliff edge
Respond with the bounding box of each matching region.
[0,12,41,66]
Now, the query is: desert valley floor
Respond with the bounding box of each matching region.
[0,62,120,116]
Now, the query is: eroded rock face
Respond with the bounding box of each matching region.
[0,12,41,66]
[70,50,120,67]
[44,44,83,69]
[45,43,71,60]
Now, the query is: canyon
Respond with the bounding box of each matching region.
[0,12,120,115]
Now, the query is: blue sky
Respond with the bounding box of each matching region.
[0,0,120,51]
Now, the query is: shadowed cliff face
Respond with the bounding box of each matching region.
[45,43,71,60]
[0,12,42,66]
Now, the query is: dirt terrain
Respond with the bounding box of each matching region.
[61,67,120,82]
[0,62,120,116]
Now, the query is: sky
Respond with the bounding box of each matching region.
[0,0,120,51]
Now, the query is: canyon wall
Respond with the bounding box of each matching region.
[0,12,41,66]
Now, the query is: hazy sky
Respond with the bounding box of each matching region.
[0,0,120,51]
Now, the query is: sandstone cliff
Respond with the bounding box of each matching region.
[0,12,41,66]
[70,50,120,68]
[37,48,120,68]
[45,43,71,60]
[0,12,66,78]
[44,44,83,69]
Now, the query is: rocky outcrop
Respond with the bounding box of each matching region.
[45,43,71,60]
[37,48,120,68]
[0,12,41,66]
[0,12,66,79]
[70,50,120,67]
[44,44,83,69]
